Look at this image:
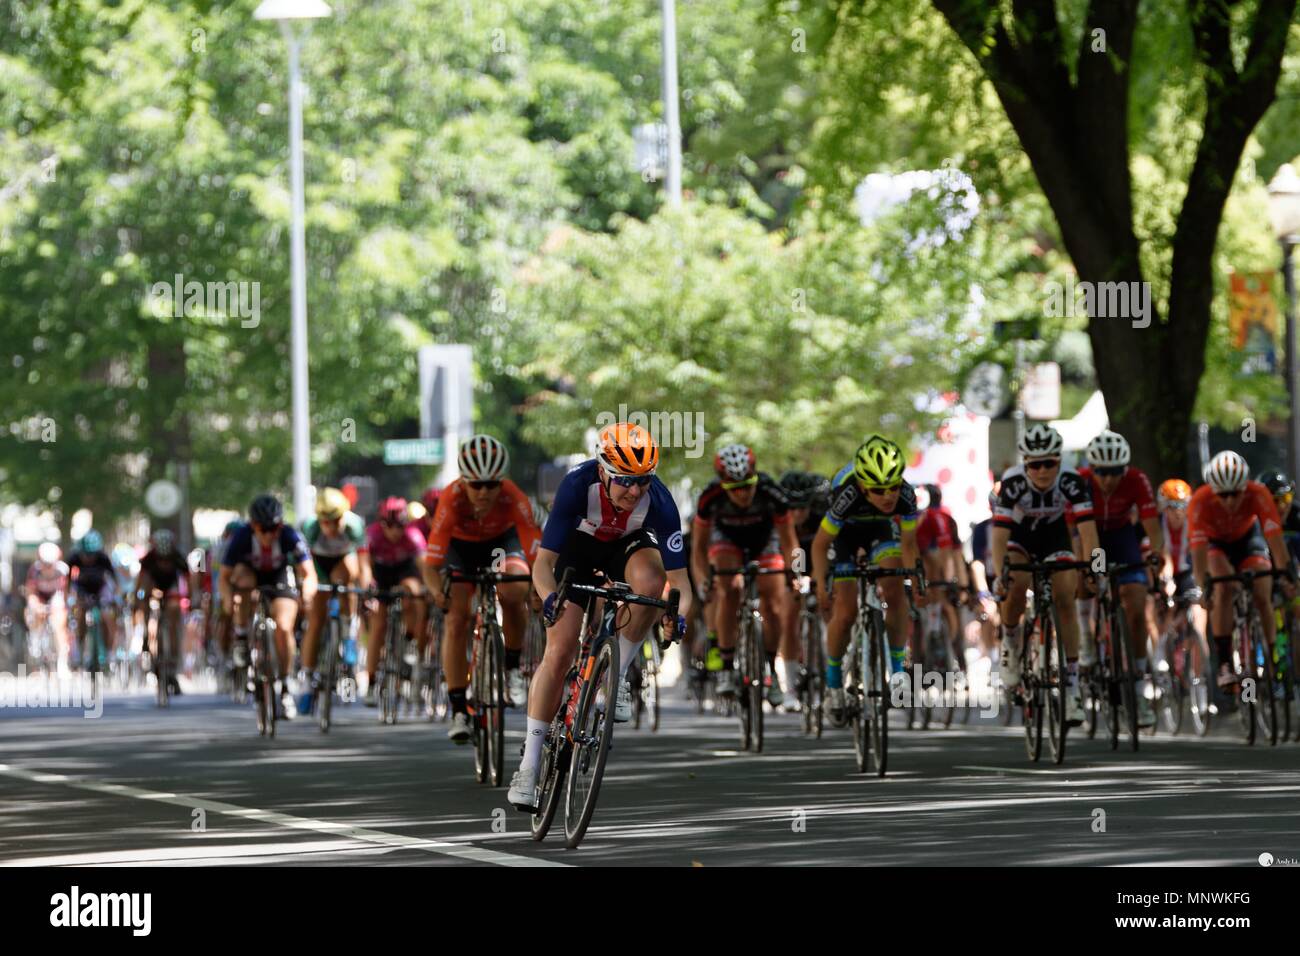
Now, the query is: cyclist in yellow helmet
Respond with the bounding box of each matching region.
[810,435,922,726]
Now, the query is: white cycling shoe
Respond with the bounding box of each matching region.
[1137,693,1157,728]
[508,767,539,812]
[614,678,633,722]
[1066,686,1085,725]
[716,670,737,698]
[507,668,528,707]
[782,691,801,712]
[448,712,471,744]
[823,687,847,727]
[998,640,1021,690]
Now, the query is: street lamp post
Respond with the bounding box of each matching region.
[1267,163,1300,479]
[660,0,682,207]
[254,0,332,522]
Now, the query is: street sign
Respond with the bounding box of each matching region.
[994,317,1041,341]
[145,480,181,518]
[383,438,444,466]
[963,362,1010,418]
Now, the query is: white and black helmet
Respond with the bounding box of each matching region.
[714,443,755,482]
[1085,429,1131,468]
[458,434,509,482]
[1204,450,1249,493]
[1018,423,1063,459]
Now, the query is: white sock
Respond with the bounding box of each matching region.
[784,658,801,693]
[618,636,641,677]
[1136,657,1148,676]
[520,717,548,773]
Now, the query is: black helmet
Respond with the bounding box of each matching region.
[923,483,942,508]
[1256,469,1293,497]
[780,471,831,509]
[248,494,283,528]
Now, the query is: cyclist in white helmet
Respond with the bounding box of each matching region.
[1189,450,1296,694]
[991,423,1099,725]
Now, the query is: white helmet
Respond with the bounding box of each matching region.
[1204,450,1248,493]
[1086,429,1131,468]
[37,542,61,564]
[1018,423,1063,459]
[458,434,509,482]
[714,443,755,482]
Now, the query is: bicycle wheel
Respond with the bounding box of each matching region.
[156,614,172,709]
[1045,605,1068,766]
[564,639,618,848]
[629,656,644,730]
[531,716,569,842]
[487,625,506,786]
[1250,616,1278,745]
[868,614,889,776]
[1023,623,1043,762]
[647,647,660,732]
[425,624,449,721]
[1185,639,1211,737]
[319,617,339,733]
[748,625,764,753]
[1157,634,1185,736]
[1112,605,1139,751]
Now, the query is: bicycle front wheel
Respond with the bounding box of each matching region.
[531,718,569,842]
[319,618,339,733]
[487,627,506,786]
[1023,625,1043,762]
[869,614,889,776]
[564,639,618,849]
[1251,618,1278,745]
[1045,605,1068,766]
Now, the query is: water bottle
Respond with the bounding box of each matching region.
[343,635,357,668]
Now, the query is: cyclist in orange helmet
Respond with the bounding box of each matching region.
[507,422,690,812]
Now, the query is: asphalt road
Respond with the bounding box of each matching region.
[2,676,1298,867]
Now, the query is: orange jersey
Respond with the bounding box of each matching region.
[1187,480,1282,549]
[425,477,541,565]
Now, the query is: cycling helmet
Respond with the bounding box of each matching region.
[223,519,243,538]
[421,486,441,511]
[1018,423,1063,459]
[779,471,828,508]
[1085,429,1131,467]
[379,496,408,524]
[923,483,942,508]
[249,494,284,528]
[596,422,658,476]
[1157,478,1192,509]
[80,529,104,552]
[37,542,61,564]
[714,443,756,482]
[406,500,426,524]
[1204,451,1249,493]
[316,487,349,521]
[1256,469,1293,497]
[458,434,509,482]
[151,528,176,555]
[853,435,905,487]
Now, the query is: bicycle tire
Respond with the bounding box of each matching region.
[869,611,889,776]
[488,622,506,786]
[530,717,569,842]
[1023,621,1043,762]
[749,623,764,753]
[1158,634,1185,736]
[320,616,339,733]
[1113,602,1139,751]
[564,639,618,848]
[1250,615,1278,745]
[849,624,869,772]
[1045,602,1067,766]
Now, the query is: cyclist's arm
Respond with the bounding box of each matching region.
[990,525,1010,584]
[1075,518,1099,565]
[777,516,800,573]
[532,546,559,601]
[810,525,834,591]
[900,524,920,577]
[296,559,317,602]
[1265,532,1292,575]
[356,548,373,590]
[421,557,444,604]
[1141,514,1163,557]
[690,517,711,589]
[666,567,693,624]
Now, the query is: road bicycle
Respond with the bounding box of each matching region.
[313,584,364,732]
[795,577,825,737]
[529,570,679,849]
[711,563,787,753]
[1152,581,1211,737]
[248,584,294,737]
[1080,561,1148,751]
[1205,568,1284,746]
[627,633,661,731]
[908,580,970,729]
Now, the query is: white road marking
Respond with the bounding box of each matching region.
[0,763,567,868]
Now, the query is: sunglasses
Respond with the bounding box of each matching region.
[253,523,281,535]
[1215,490,1242,499]
[862,483,902,495]
[466,480,501,491]
[607,473,653,488]
[381,517,405,527]
[1025,459,1060,471]
[722,475,758,491]
[1095,466,1124,478]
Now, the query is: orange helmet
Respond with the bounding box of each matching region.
[597,423,659,477]
[1158,478,1192,508]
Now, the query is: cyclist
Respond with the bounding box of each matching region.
[811,435,923,726]
[422,434,541,743]
[298,487,370,713]
[915,483,973,668]
[968,485,1002,660]
[1257,470,1300,565]
[778,470,832,708]
[135,529,188,696]
[66,530,120,672]
[1077,429,1162,726]
[691,444,798,707]
[1155,478,1209,676]
[219,494,317,719]
[508,422,691,811]
[1189,452,1296,695]
[991,423,1098,724]
[363,496,428,707]
[25,541,69,672]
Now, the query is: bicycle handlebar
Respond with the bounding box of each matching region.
[548,568,681,648]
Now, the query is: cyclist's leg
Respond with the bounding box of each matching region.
[270,594,297,682]
[618,543,668,679]
[709,535,744,674]
[301,555,339,671]
[1205,546,1237,686]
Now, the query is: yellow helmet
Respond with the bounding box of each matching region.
[316,487,349,521]
[853,435,905,488]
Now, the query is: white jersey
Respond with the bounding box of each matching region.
[994,464,1094,532]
